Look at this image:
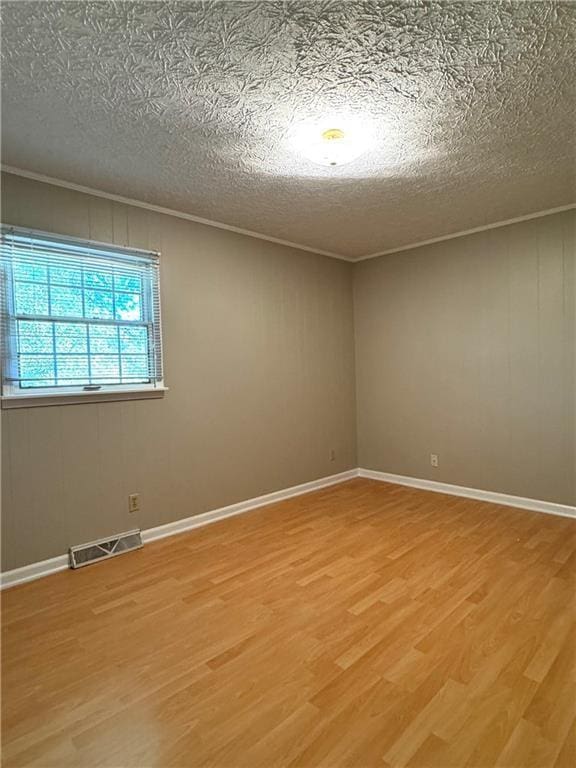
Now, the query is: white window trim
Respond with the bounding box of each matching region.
[1,224,167,407]
[1,384,169,409]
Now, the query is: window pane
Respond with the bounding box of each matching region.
[13,262,47,283]
[115,273,141,292]
[49,266,82,286]
[3,231,162,393]
[84,270,113,289]
[14,282,49,315]
[17,320,52,353]
[121,355,149,380]
[91,355,120,381]
[19,355,55,388]
[55,323,87,353]
[56,356,89,384]
[50,285,83,317]
[119,326,148,354]
[115,292,141,321]
[89,325,118,353]
[85,289,113,319]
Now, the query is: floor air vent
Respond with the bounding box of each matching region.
[69,529,143,569]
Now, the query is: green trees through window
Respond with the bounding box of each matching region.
[1,228,163,395]
[14,261,150,387]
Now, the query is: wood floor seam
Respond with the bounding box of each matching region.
[2,478,575,768]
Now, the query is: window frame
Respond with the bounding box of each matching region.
[1,225,167,408]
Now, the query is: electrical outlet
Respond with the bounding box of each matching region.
[430,454,439,468]
[128,493,140,513]
[329,449,336,462]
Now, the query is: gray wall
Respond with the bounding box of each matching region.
[2,173,574,572]
[1,172,357,570]
[354,210,575,505]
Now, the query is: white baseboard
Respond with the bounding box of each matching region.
[3,467,573,590]
[0,469,358,589]
[358,468,576,519]
[142,469,358,544]
[0,554,70,590]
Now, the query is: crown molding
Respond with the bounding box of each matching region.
[355,203,576,261]
[3,165,573,263]
[0,165,351,262]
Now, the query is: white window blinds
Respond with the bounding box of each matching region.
[1,226,163,396]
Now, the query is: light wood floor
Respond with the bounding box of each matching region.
[2,478,575,768]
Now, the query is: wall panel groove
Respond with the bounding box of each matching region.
[354,210,575,506]
[0,172,357,570]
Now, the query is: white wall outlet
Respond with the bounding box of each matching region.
[430,454,439,468]
[329,449,336,462]
[128,493,140,513]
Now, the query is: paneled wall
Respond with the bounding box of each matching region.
[354,210,575,505]
[2,171,573,572]
[1,172,357,569]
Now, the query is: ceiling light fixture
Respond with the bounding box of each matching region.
[291,117,371,167]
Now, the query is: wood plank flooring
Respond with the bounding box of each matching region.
[2,478,575,768]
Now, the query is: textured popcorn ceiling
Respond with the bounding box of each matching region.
[1,1,575,259]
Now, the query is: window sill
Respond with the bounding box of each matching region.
[1,386,169,409]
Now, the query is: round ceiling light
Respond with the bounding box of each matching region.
[291,118,370,167]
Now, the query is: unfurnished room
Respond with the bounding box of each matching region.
[0,2,575,767]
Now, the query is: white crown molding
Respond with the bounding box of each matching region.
[4,166,574,264]
[0,469,359,589]
[355,203,576,261]
[358,469,576,519]
[0,165,350,262]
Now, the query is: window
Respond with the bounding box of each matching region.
[1,226,165,405]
